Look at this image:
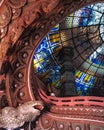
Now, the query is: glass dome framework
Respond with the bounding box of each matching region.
[33,3,104,96]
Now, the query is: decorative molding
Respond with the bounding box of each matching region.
[33,112,104,130]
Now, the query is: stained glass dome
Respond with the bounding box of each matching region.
[33,3,104,96]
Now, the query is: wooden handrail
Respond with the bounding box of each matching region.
[34,75,104,107]
[38,89,104,107]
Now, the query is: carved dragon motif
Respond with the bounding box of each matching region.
[0,100,44,129]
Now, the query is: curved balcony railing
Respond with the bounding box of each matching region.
[38,89,104,107]
[34,75,104,107]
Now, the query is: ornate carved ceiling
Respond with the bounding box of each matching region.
[0,0,104,129]
[0,0,104,107]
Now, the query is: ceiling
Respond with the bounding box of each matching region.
[33,3,104,96]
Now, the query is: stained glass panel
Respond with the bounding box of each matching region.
[33,3,104,96]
